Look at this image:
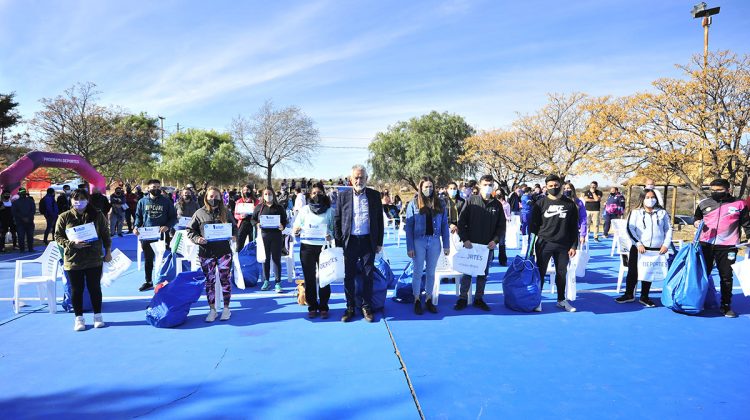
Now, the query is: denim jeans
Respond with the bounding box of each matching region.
[412,235,443,299]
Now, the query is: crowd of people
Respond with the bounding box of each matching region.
[3,166,749,331]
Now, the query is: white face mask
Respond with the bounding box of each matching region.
[72,200,88,211]
[645,185,655,190]
[448,189,457,198]
[264,195,273,202]
[643,198,657,208]
[480,185,493,197]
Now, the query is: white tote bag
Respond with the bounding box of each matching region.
[637,251,668,282]
[232,251,245,289]
[149,240,166,282]
[731,257,750,297]
[318,246,345,287]
[101,248,132,287]
[574,247,590,278]
[255,234,266,263]
[565,266,577,301]
[505,219,520,250]
[451,243,490,277]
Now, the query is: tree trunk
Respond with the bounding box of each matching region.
[266,163,274,188]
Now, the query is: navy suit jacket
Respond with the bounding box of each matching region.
[334,187,384,250]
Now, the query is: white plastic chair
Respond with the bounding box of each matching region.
[396,218,406,248]
[384,212,398,239]
[432,253,465,305]
[284,234,298,283]
[137,239,142,270]
[610,219,628,257]
[14,241,61,314]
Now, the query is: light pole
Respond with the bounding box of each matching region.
[691,2,720,193]
[157,116,165,146]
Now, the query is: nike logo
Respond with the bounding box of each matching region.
[544,205,568,218]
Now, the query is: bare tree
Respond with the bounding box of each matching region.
[231,100,320,187]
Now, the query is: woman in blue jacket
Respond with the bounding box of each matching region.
[406,176,451,315]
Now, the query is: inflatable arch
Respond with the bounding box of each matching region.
[0,151,106,195]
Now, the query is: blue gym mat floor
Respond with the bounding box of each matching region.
[1,232,749,419]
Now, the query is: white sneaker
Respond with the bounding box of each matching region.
[74,316,86,331]
[93,313,105,328]
[557,300,577,312]
[220,308,231,321]
[205,309,218,323]
[534,303,542,312]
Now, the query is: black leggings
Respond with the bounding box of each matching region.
[300,243,331,311]
[535,240,570,302]
[262,230,283,282]
[236,219,254,252]
[67,266,103,316]
[624,245,653,299]
[142,240,156,283]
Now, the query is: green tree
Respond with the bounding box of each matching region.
[369,111,475,190]
[156,129,246,186]
[0,92,22,143]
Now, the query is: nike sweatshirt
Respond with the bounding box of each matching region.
[530,196,580,249]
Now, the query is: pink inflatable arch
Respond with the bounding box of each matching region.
[0,151,106,195]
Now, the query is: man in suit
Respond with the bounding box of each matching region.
[334,164,384,322]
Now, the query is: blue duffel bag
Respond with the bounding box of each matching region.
[236,242,260,287]
[661,223,720,315]
[502,234,542,312]
[157,252,177,284]
[375,254,396,289]
[392,261,426,304]
[146,270,206,328]
[355,259,390,312]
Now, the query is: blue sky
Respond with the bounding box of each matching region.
[1,0,749,182]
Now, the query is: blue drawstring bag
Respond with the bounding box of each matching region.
[157,252,177,284]
[503,234,542,312]
[662,222,720,314]
[236,242,260,287]
[392,261,426,304]
[355,260,389,311]
[375,254,396,289]
[146,270,206,328]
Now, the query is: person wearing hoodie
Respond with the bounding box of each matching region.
[445,182,466,234]
[602,187,626,238]
[293,182,335,319]
[134,179,177,292]
[55,189,112,331]
[186,186,238,323]
[615,189,673,308]
[693,179,750,318]
[56,185,72,213]
[12,187,36,252]
[39,188,59,245]
[0,190,18,252]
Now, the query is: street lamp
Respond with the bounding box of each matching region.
[691,2,720,67]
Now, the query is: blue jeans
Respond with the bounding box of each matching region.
[412,235,443,299]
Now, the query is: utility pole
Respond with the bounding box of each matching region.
[176,123,180,133]
[691,2,720,194]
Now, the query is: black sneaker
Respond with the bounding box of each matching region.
[594,237,600,242]
[639,297,656,308]
[118,233,124,237]
[473,299,491,311]
[414,300,423,315]
[615,294,635,303]
[139,282,154,292]
[425,300,438,314]
[721,305,738,318]
[362,307,374,322]
[341,309,355,322]
[454,298,468,311]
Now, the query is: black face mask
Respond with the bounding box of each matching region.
[115,190,123,195]
[548,187,561,197]
[207,198,220,207]
[244,192,252,198]
[711,191,728,201]
[150,189,161,197]
[563,190,572,198]
[183,195,192,202]
[2,195,10,201]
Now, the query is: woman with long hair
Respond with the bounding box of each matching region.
[405,176,450,314]
[186,186,238,322]
[55,189,112,331]
[615,189,672,307]
[252,187,288,293]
